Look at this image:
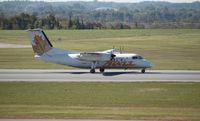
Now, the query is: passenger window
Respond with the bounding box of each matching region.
[132,56,143,59]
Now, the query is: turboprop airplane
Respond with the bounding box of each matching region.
[27,29,152,73]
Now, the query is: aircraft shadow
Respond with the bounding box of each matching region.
[102,71,162,76]
[49,71,162,76]
[49,72,89,74]
[102,71,138,76]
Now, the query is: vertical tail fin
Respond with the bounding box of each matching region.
[27,29,53,56]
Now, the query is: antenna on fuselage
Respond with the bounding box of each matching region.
[119,46,125,54]
[112,45,115,50]
[122,46,124,53]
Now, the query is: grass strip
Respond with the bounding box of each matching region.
[0,82,199,120]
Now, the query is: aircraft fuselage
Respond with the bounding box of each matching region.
[37,49,152,70]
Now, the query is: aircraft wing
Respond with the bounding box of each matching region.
[75,52,115,62]
[99,49,120,54]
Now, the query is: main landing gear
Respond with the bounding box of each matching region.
[99,67,105,73]
[90,68,95,73]
[90,61,105,73]
[90,68,105,73]
[90,61,97,73]
[141,69,145,73]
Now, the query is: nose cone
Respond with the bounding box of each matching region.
[134,59,153,68]
[145,60,153,68]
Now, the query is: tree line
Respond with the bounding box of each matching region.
[0,1,200,29]
[0,13,133,30]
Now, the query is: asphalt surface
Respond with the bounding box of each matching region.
[0,69,199,82]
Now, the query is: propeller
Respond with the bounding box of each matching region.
[110,53,116,60]
[110,46,116,60]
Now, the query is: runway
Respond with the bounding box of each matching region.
[0,69,199,82]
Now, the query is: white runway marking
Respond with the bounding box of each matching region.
[0,69,199,82]
[0,43,30,48]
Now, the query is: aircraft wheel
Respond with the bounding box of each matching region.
[90,69,95,73]
[141,69,145,73]
[99,68,105,73]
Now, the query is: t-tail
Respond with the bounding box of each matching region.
[27,29,53,56]
[27,28,78,65]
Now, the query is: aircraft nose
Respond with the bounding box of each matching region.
[145,60,153,68]
[149,62,153,68]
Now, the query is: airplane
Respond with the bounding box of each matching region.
[27,29,152,73]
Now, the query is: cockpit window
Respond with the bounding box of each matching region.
[132,56,143,59]
[138,56,143,59]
